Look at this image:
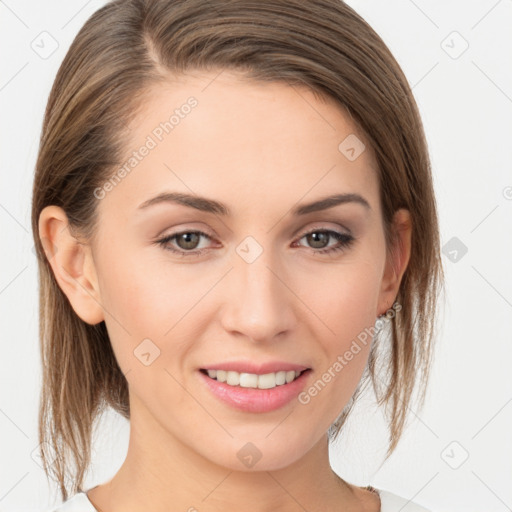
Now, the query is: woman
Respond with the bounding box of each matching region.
[33,0,445,510]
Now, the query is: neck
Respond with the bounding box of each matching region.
[87,395,371,512]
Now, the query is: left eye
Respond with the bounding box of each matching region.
[295,229,354,254]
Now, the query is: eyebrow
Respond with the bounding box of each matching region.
[137,191,371,216]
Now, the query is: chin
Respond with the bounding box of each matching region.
[198,429,315,472]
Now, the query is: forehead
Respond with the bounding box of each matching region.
[99,70,380,220]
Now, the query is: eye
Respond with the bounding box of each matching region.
[155,227,355,258]
[155,230,214,257]
[294,229,355,255]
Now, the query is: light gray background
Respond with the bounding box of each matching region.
[1,1,511,511]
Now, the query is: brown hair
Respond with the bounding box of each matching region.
[32,0,445,500]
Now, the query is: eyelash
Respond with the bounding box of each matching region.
[155,228,355,258]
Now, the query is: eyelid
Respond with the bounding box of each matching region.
[154,223,217,240]
[158,221,351,244]
[293,221,353,238]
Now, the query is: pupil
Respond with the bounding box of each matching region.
[178,232,199,250]
[308,232,328,248]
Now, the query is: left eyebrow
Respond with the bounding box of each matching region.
[290,193,372,215]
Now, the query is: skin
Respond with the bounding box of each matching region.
[39,70,411,512]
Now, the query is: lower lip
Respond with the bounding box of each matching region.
[198,369,311,413]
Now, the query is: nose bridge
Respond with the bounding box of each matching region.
[221,236,295,342]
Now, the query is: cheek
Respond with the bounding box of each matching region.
[95,240,185,327]
[94,247,215,368]
[301,258,382,344]
[296,262,382,420]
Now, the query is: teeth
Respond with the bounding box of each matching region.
[204,369,303,389]
[227,371,240,386]
[240,372,258,387]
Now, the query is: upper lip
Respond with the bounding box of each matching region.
[200,361,311,374]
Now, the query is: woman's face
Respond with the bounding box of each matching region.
[56,71,410,471]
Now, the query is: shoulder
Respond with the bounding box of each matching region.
[44,492,96,512]
[45,487,438,512]
[376,488,432,512]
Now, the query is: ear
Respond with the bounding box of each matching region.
[38,205,105,325]
[377,208,412,316]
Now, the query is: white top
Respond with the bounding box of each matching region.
[46,488,433,511]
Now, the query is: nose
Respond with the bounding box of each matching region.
[219,243,297,343]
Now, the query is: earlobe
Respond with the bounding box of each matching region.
[38,205,105,325]
[377,208,412,316]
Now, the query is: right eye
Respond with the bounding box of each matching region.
[155,230,216,257]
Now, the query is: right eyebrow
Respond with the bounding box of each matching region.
[137,192,230,215]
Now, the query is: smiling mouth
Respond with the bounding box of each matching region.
[199,368,310,390]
